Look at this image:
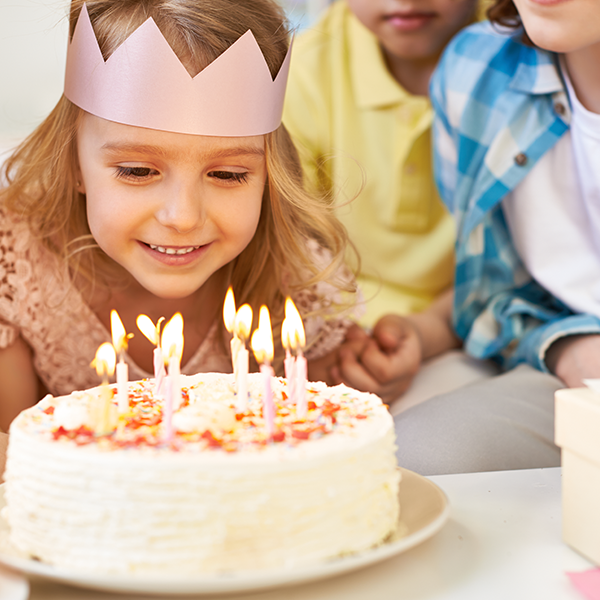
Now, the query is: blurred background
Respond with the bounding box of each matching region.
[0,0,331,155]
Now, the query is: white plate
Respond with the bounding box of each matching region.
[0,468,449,596]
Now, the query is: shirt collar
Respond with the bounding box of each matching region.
[508,31,564,95]
[348,10,409,109]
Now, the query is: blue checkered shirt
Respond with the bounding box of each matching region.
[431,21,600,372]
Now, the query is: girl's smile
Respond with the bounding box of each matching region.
[77,113,266,300]
[139,242,212,267]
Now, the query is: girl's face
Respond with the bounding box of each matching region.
[512,0,600,53]
[77,114,266,299]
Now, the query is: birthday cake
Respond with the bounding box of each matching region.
[3,373,400,575]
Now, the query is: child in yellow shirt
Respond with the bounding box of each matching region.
[283,0,479,401]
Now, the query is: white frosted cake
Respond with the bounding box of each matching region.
[3,373,400,575]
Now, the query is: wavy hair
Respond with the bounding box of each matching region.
[486,0,533,45]
[0,0,356,365]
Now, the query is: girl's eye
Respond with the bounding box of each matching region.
[208,170,249,184]
[115,166,158,181]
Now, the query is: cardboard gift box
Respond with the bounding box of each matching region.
[555,386,600,565]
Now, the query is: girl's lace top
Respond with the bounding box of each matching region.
[0,210,359,397]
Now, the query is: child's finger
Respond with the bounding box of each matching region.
[337,348,381,392]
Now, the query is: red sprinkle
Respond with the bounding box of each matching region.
[272,430,286,443]
[201,430,222,448]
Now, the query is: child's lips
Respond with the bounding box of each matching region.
[384,12,436,31]
[140,241,210,266]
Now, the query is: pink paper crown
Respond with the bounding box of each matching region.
[64,4,292,136]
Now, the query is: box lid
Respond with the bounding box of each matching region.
[556,388,600,462]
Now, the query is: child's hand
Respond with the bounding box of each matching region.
[545,334,600,387]
[330,316,423,402]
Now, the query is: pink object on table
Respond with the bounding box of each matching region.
[567,569,600,600]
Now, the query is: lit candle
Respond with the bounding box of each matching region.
[233,304,252,412]
[136,314,166,399]
[161,313,184,441]
[285,298,307,419]
[223,287,243,375]
[91,342,116,435]
[110,310,132,413]
[251,306,275,438]
[281,315,296,404]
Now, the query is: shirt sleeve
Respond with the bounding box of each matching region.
[0,209,29,349]
[464,285,600,373]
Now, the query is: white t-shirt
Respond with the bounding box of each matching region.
[502,63,600,318]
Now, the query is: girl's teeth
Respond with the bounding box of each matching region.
[149,244,199,255]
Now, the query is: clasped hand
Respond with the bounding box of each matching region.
[329,316,423,403]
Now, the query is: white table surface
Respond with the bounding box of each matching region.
[1,466,593,600]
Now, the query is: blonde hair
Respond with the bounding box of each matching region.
[0,0,355,365]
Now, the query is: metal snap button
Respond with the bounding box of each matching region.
[514,153,528,166]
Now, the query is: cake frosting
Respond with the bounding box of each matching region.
[3,373,400,575]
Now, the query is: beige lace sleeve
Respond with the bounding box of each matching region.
[293,239,364,361]
[0,210,29,348]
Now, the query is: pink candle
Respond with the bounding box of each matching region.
[153,346,166,399]
[236,346,249,413]
[110,310,130,414]
[162,374,173,442]
[284,348,296,404]
[160,313,184,442]
[296,351,307,419]
[136,314,166,399]
[251,306,276,439]
[284,298,307,416]
[260,363,275,437]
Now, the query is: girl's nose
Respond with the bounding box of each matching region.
[155,181,204,233]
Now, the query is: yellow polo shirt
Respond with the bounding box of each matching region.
[283,1,455,327]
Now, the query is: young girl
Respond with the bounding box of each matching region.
[0,0,357,430]
[391,0,600,474]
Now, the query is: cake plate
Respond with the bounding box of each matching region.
[0,468,449,595]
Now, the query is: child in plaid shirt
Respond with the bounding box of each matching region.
[395,0,600,474]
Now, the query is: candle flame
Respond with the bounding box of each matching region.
[284,297,306,349]
[92,342,116,378]
[110,310,132,354]
[136,314,164,347]
[223,287,236,333]
[235,304,253,342]
[161,313,184,361]
[251,305,274,364]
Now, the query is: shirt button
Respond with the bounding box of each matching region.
[404,163,418,175]
[554,102,566,116]
[514,153,528,166]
